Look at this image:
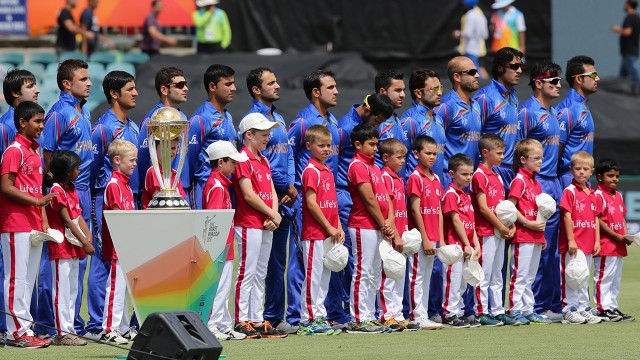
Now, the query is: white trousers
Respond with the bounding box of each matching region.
[234,227,273,323]
[509,243,542,315]
[2,232,42,340]
[379,259,406,322]
[51,258,80,336]
[594,256,623,312]
[561,252,592,312]
[407,244,435,320]
[300,239,331,323]
[442,257,466,318]
[349,228,382,323]
[102,260,130,334]
[475,235,506,315]
[208,259,234,333]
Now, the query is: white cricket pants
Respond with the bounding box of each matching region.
[300,239,331,323]
[51,258,80,336]
[509,243,542,315]
[349,228,382,323]
[2,232,41,340]
[475,235,506,316]
[407,244,436,320]
[102,260,130,334]
[234,227,273,323]
[594,256,623,312]
[442,257,466,318]
[379,261,406,322]
[208,259,233,333]
[560,252,592,312]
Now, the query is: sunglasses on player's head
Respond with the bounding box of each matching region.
[161,81,188,89]
[537,77,562,85]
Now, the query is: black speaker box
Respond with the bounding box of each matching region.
[128,311,222,360]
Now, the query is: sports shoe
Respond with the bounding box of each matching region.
[383,318,405,332]
[35,332,54,340]
[511,312,530,325]
[562,307,587,325]
[6,334,50,349]
[123,327,138,341]
[613,309,635,322]
[275,321,299,334]
[297,320,334,336]
[211,329,232,341]
[414,317,444,330]
[234,322,261,339]
[541,310,564,323]
[100,330,129,344]
[253,321,288,338]
[441,315,470,328]
[494,313,519,326]
[52,334,88,346]
[327,320,348,330]
[371,320,393,333]
[525,313,552,324]
[593,309,622,322]
[580,309,603,324]
[429,314,443,323]
[478,314,504,327]
[0,332,6,347]
[82,332,102,341]
[225,330,247,340]
[346,320,386,334]
[463,316,481,328]
[399,320,420,331]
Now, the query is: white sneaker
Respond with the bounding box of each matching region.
[275,321,299,334]
[541,310,563,323]
[100,330,129,344]
[225,330,247,340]
[580,310,603,324]
[211,329,231,341]
[414,316,444,330]
[562,307,587,325]
[123,327,138,341]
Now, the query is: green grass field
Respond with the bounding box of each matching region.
[4,247,640,359]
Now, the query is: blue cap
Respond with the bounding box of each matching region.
[464,0,479,7]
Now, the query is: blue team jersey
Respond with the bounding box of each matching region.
[433,89,482,166]
[517,96,560,177]
[187,100,236,185]
[556,89,595,173]
[0,107,16,154]
[43,92,93,188]
[244,100,293,193]
[400,102,446,179]
[336,104,364,191]
[137,102,189,194]
[288,103,343,188]
[473,79,519,165]
[377,113,410,178]
[90,109,140,192]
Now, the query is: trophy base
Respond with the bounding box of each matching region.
[147,190,190,210]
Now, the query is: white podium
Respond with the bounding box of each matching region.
[103,209,234,323]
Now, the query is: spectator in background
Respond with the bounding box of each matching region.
[56,0,95,56]
[80,0,115,56]
[141,0,178,57]
[612,0,640,84]
[193,0,232,54]
[453,0,489,79]
[490,0,526,55]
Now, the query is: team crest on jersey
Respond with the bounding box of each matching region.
[425,186,431,197]
[575,198,586,212]
[542,120,549,131]
[256,172,263,182]
[371,174,380,184]
[488,184,498,198]
[608,205,616,215]
[523,188,536,201]
[322,178,332,192]
[189,135,197,145]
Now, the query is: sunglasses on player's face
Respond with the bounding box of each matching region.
[573,71,598,80]
[457,69,478,76]
[162,81,188,89]
[507,62,524,71]
[537,77,562,86]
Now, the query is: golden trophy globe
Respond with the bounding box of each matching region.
[146,107,190,209]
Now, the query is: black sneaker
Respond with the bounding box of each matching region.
[252,321,288,338]
[594,310,622,322]
[441,315,470,328]
[463,316,481,328]
[234,321,261,339]
[614,309,635,322]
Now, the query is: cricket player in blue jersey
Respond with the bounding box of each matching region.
[473,47,523,190]
[0,69,40,338]
[87,71,140,336]
[374,70,410,176]
[327,93,393,327]
[245,67,298,333]
[39,59,94,336]
[401,69,445,180]
[137,67,189,204]
[434,56,482,189]
[517,60,564,323]
[287,70,343,327]
[187,64,237,209]
[556,55,598,188]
